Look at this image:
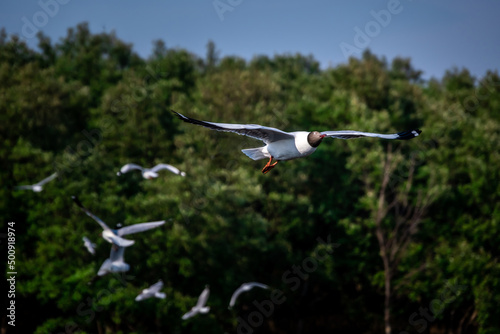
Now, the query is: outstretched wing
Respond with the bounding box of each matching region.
[246,282,270,290]
[117,221,165,236]
[119,163,144,174]
[106,233,135,247]
[97,259,112,276]
[172,110,294,144]
[229,286,246,309]
[181,309,197,320]
[36,172,58,186]
[135,293,147,301]
[321,129,421,140]
[149,280,164,293]
[229,282,270,308]
[15,185,34,190]
[196,286,210,308]
[72,196,111,231]
[110,245,125,262]
[150,163,186,176]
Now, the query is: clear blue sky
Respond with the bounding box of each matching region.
[1,0,499,80]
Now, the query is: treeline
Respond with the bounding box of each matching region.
[1,22,499,334]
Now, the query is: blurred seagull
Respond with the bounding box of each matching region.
[182,285,210,320]
[135,280,166,301]
[172,110,421,174]
[117,163,186,179]
[15,172,57,192]
[97,244,130,276]
[228,282,270,309]
[72,196,165,248]
[82,236,96,255]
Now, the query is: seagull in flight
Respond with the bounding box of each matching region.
[135,280,166,301]
[182,285,210,320]
[82,236,96,255]
[15,172,57,192]
[72,196,165,247]
[97,244,130,276]
[172,110,421,174]
[117,163,186,179]
[228,282,270,309]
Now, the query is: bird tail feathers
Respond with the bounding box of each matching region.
[241,147,269,161]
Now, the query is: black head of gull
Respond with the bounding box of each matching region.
[307,131,327,148]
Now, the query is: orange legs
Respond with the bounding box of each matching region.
[262,156,278,174]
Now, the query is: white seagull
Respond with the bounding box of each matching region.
[72,196,165,248]
[97,244,130,276]
[117,163,186,179]
[135,280,166,301]
[182,285,210,320]
[172,110,421,174]
[228,282,270,309]
[15,172,58,192]
[82,236,96,255]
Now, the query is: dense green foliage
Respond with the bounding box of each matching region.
[1,23,499,334]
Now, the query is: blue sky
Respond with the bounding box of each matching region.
[1,0,499,80]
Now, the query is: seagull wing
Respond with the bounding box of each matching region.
[72,196,111,231]
[36,172,58,186]
[107,234,135,247]
[135,293,146,301]
[229,282,270,308]
[182,309,197,320]
[15,185,34,190]
[119,163,144,174]
[172,110,294,144]
[110,245,125,262]
[117,221,165,236]
[247,282,270,290]
[229,286,246,308]
[321,129,421,140]
[196,286,210,308]
[149,280,164,294]
[150,163,184,176]
[155,292,166,299]
[97,259,112,276]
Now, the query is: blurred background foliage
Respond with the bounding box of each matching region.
[1,23,499,334]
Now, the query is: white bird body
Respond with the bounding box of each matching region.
[182,286,210,320]
[72,196,165,247]
[118,163,186,179]
[15,172,57,192]
[142,170,159,179]
[172,110,421,173]
[228,282,270,309]
[97,245,130,276]
[135,280,166,301]
[268,132,317,160]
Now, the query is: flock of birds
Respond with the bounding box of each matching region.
[15,110,421,320]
